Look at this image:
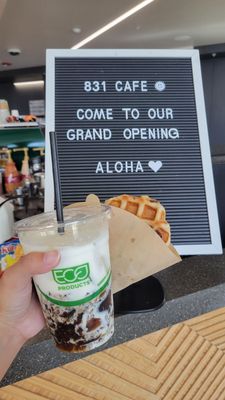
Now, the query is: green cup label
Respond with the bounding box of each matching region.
[52,263,90,285]
[36,269,111,307]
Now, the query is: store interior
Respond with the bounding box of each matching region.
[1,0,225,391]
[0,0,225,241]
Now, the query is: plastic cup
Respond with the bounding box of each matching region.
[16,206,114,352]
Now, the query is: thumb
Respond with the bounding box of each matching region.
[2,250,60,290]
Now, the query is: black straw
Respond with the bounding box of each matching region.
[49,131,64,234]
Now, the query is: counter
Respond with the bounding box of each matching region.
[1,251,225,387]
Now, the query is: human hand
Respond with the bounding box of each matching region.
[0,251,60,343]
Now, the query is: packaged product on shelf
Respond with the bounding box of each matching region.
[0,99,10,124]
[0,237,23,275]
[0,149,21,193]
[13,147,33,181]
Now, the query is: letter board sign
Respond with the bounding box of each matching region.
[45,49,222,255]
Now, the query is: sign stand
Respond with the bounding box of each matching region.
[114,276,165,314]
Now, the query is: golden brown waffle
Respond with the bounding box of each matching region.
[105,194,171,245]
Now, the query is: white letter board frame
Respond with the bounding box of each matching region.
[45,49,222,256]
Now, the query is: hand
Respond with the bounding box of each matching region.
[0,250,60,381]
[0,250,60,343]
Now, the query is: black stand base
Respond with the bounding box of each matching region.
[113,276,165,315]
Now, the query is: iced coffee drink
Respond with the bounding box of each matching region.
[16,206,114,352]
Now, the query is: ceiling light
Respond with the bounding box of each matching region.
[7,48,21,56]
[14,80,44,87]
[72,27,81,34]
[71,0,155,49]
[174,35,191,41]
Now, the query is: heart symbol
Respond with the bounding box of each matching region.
[148,160,162,172]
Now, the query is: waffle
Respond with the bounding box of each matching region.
[105,194,171,245]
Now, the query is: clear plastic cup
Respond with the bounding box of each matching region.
[16,206,114,352]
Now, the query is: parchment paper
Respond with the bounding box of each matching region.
[66,194,181,294]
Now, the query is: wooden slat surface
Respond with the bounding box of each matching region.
[2,307,225,399]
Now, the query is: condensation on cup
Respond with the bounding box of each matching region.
[16,206,114,352]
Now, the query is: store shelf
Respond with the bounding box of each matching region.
[0,122,38,128]
[0,126,44,147]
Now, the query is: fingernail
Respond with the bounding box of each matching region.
[43,250,60,266]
